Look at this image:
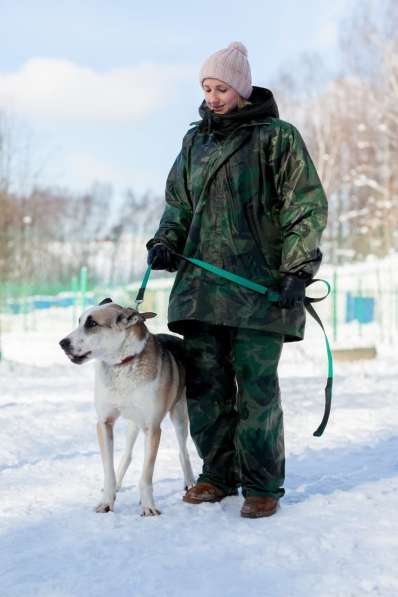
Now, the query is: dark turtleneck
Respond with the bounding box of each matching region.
[197,86,279,139]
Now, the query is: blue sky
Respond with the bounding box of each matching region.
[0,0,355,196]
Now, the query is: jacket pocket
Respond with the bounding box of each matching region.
[243,202,283,278]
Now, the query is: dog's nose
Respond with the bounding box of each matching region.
[59,338,71,350]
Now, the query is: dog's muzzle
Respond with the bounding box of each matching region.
[59,338,91,365]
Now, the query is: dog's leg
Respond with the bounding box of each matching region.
[170,397,196,490]
[139,426,161,516]
[96,419,117,513]
[116,420,140,491]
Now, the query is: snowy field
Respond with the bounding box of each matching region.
[1,310,398,597]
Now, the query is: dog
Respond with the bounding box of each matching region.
[59,298,195,516]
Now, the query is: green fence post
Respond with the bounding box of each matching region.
[332,269,338,343]
[71,275,78,325]
[30,286,37,332]
[79,266,88,313]
[22,283,29,332]
[357,277,362,338]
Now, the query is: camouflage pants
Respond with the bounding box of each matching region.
[183,322,285,500]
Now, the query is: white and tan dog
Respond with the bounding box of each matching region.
[59,298,195,516]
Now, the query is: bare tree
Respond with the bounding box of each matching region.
[270,0,398,263]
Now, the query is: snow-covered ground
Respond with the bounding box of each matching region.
[1,311,398,597]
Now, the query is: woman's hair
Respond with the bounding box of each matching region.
[237,96,252,109]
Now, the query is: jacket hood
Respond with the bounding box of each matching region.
[197,86,279,136]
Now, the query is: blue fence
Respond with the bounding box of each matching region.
[6,294,96,314]
[345,293,375,324]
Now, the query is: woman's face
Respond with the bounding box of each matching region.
[202,78,240,114]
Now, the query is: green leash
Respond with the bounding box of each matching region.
[135,253,333,437]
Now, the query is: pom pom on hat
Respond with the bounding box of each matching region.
[228,41,248,56]
[199,41,252,99]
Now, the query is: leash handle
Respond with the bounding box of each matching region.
[301,279,333,436]
[305,278,331,303]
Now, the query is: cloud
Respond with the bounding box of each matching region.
[55,152,164,195]
[63,152,126,186]
[0,58,193,123]
[312,22,338,50]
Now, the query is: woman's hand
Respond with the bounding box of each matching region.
[147,243,178,272]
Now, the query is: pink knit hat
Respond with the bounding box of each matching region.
[199,41,252,99]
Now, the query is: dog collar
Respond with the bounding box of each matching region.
[115,355,137,366]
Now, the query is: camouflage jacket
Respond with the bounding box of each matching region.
[147,91,328,342]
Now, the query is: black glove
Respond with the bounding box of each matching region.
[147,243,178,272]
[278,274,307,309]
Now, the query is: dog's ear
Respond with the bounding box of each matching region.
[115,308,143,328]
[140,312,157,320]
[98,297,113,306]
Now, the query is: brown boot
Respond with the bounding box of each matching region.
[240,496,279,518]
[183,482,236,504]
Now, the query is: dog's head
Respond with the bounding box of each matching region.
[59,298,157,365]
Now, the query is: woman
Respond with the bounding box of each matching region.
[146,42,327,518]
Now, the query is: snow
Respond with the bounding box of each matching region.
[1,313,398,597]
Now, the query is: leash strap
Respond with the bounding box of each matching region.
[175,253,281,303]
[136,253,333,436]
[134,265,152,309]
[304,298,333,436]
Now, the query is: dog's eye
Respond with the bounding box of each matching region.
[86,318,98,329]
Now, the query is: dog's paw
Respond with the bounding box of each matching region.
[95,502,114,513]
[141,506,161,517]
